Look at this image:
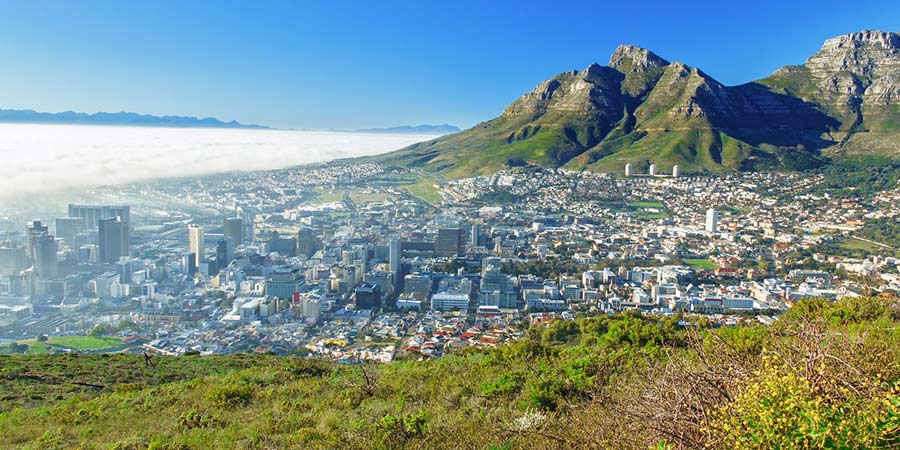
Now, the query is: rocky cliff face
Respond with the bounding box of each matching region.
[375,30,900,176]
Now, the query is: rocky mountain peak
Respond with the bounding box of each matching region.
[608,45,669,73]
[806,30,900,87]
[819,30,900,52]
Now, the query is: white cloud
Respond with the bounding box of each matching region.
[0,124,433,199]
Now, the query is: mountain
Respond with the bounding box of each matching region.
[0,109,269,129]
[355,124,461,135]
[372,30,900,177]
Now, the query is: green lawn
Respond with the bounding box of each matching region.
[629,200,665,209]
[684,258,718,270]
[403,173,442,205]
[15,336,124,354]
[635,211,670,219]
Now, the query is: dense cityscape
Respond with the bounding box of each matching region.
[2,161,898,360]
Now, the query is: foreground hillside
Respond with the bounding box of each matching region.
[3,297,900,449]
[373,30,900,177]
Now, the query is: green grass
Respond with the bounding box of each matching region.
[629,200,664,208]
[3,298,900,449]
[403,173,442,205]
[684,258,718,269]
[308,188,344,204]
[10,336,125,355]
[45,336,123,351]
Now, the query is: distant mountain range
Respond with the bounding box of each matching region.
[354,124,461,135]
[0,109,269,129]
[372,30,900,177]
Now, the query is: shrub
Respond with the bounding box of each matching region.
[206,383,253,408]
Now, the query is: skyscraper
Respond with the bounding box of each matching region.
[55,217,85,247]
[435,228,463,257]
[25,221,49,261]
[67,204,130,229]
[705,208,719,233]
[389,238,401,278]
[470,224,482,248]
[216,237,230,268]
[188,224,205,268]
[223,217,243,247]
[297,228,321,258]
[115,258,134,284]
[98,217,128,264]
[31,233,58,279]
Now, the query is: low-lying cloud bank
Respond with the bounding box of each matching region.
[0,124,434,199]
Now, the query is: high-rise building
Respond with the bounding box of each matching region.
[705,208,719,233]
[115,258,134,284]
[649,163,657,176]
[624,163,632,177]
[67,204,130,230]
[470,224,482,248]
[223,218,243,247]
[0,243,27,273]
[25,221,49,261]
[672,165,680,178]
[354,282,381,310]
[297,228,321,258]
[31,233,58,279]
[266,267,304,299]
[98,217,128,264]
[389,238,401,277]
[435,227,463,257]
[216,238,230,268]
[54,217,85,247]
[188,224,205,267]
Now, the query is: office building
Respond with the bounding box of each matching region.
[223,217,243,247]
[0,244,27,273]
[470,224,482,248]
[188,224,204,267]
[115,258,135,284]
[54,217,85,247]
[25,221,49,261]
[98,217,128,264]
[67,204,130,230]
[354,282,381,310]
[31,233,58,279]
[297,228,321,258]
[266,267,304,299]
[435,227,463,257]
[389,238,401,277]
[364,270,394,298]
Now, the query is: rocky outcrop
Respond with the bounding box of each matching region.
[376,30,900,176]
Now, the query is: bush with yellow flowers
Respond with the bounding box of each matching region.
[708,355,900,449]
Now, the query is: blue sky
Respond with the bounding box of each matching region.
[0,0,897,130]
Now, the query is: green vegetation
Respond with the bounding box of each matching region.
[0,298,900,449]
[3,336,125,355]
[402,172,442,205]
[683,258,718,270]
[628,200,664,208]
[3,297,900,449]
[0,353,283,412]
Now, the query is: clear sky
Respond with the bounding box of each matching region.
[0,0,898,130]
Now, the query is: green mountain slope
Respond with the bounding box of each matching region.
[374,30,900,176]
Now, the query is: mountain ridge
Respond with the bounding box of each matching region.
[371,30,900,177]
[0,108,269,129]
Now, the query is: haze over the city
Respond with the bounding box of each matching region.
[0,124,436,199]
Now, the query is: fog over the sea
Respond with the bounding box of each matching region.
[0,124,436,199]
